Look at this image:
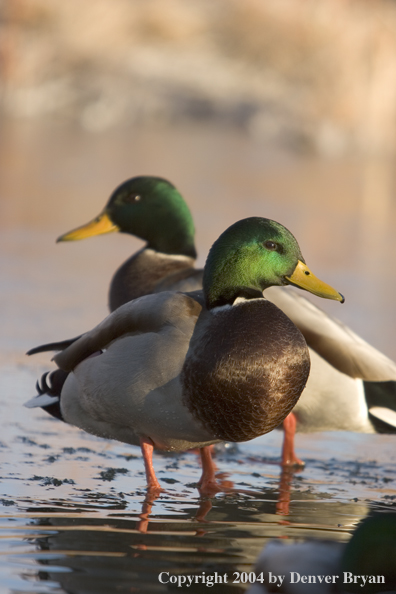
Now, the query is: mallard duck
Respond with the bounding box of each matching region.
[54,175,396,466]
[247,513,396,594]
[57,176,203,311]
[25,217,343,493]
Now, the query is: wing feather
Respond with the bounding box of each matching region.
[265,286,396,381]
[54,291,202,372]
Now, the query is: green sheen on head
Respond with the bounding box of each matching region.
[204,217,344,309]
[57,176,197,258]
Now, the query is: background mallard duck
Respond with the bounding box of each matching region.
[57,176,203,310]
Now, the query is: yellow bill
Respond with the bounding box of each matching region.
[286,260,344,303]
[57,210,119,242]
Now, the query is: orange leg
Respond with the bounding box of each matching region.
[197,445,224,497]
[136,495,159,535]
[189,444,215,456]
[276,466,294,515]
[139,436,162,494]
[281,413,304,467]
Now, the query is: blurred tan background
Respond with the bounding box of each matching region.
[1,0,395,359]
[2,0,396,153]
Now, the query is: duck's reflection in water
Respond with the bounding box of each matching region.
[24,474,369,594]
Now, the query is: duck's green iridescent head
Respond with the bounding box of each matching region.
[203,217,344,309]
[57,176,197,258]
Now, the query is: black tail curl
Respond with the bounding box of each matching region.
[27,335,82,356]
[35,369,69,421]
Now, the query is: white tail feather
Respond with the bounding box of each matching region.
[24,394,59,409]
[369,406,396,429]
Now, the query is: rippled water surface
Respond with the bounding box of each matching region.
[1,121,396,593]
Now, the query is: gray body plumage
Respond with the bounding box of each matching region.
[56,292,217,451]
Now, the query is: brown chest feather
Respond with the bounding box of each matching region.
[109,249,196,311]
[181,300,310,442]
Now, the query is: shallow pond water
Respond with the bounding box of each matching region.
[2,367,396,593]
[1,121,396,593]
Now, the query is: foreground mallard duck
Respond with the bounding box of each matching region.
[247,513,396,594]
[57,176,203,311]
[54,175,396,465]
[25,217,343,493]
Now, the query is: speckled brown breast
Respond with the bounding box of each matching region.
[181,299,310,442]
[109,248,197,311]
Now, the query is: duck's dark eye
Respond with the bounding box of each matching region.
[124,194,141,203]
[264,240,278,251]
